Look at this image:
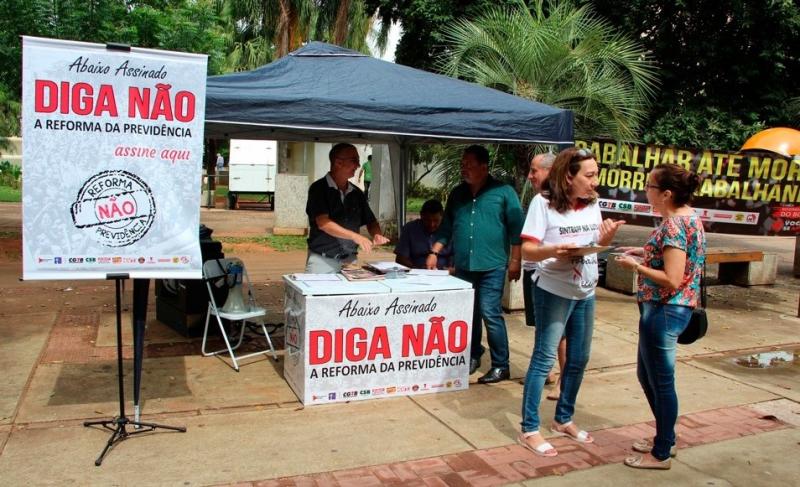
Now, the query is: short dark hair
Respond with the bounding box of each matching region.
[463,145,489,165]
[650,164,703,206]
[420,199,444,215]
[329,143,357,164]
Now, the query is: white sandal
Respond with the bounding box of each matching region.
[517,431,558,457]
[550,421,594,444]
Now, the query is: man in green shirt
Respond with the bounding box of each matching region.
[360,155,373,200]
[426,145,523,384]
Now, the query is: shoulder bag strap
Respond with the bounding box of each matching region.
[700,263,707,308]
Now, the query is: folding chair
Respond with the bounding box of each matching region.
[201,258,278,371]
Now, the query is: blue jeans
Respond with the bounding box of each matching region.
[521,284,594,433]
[455,267,509,369]
[637,302,692,460]
[523,269,536,326]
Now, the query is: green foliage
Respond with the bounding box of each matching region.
[586,0,800,146]
[429,1,657,191]
[643,107,767,151]
[0,161,21,189]
[439,0,658,142]
[788,96,800,124]
[131,2,229,75]
[406,145,458,200]
[410,144,520,199]
[221,0,375,72]
[0,158,21,202]
[312,0,373,53]
[0,85,20,138]
[0,0,232,134]
[405,196,425,213]
[367,0,521,71]
[407,182,446,202]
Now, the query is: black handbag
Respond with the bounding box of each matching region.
[678,266,708,345]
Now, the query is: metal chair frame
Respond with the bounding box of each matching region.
[201,258,278,371]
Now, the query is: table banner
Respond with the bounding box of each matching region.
[284,286,474,405]
[21,36,207,279]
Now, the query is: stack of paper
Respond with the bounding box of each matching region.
[364,261,410,274]
[340,268,384,281]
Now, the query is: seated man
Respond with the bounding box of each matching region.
[394,199,453,270]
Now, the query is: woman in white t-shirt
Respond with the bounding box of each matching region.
[517,147,624,457]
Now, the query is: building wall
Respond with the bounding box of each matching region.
[1,137,22,166]
[274,141,381,235]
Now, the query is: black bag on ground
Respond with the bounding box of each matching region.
[678,267,708,345]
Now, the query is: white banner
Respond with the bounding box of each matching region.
[284,286,474,405]
[21,36,207,280]
[598,198,759,225]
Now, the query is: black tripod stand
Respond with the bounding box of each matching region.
[84,274,186,466]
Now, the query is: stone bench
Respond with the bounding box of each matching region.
[604,247,776,295]
[502,276,525,312]
[711,248,776,286]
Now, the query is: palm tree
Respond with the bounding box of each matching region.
[312,0,373,53]
[221,0,314,71]
[221,0,376,71]
[439,0,658,142]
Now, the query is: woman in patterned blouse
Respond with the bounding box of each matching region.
[615,164,706,470]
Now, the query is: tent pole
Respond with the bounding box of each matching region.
[397,142,408,233]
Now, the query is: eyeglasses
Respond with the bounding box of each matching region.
[575,148,594,158]
[335,157,360,164]
[644,184,662,191]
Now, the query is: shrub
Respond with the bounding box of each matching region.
[0,161,21,189]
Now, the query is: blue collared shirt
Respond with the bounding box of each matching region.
[394,219,453,269]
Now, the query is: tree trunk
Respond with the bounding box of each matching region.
[333,0,351,46]
[276,0,292,57]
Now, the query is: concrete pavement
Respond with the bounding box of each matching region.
[0,205,798,486]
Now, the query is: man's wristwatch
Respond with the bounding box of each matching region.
[428,250,439,256]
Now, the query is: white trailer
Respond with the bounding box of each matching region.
[227,139,277,209]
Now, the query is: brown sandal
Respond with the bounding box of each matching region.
[624,453,671,470]
[632,438,677,457]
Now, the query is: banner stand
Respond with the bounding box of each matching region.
[83,273,186,466]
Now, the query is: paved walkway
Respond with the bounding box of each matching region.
[231,403,791,486]
[0,205,798,486]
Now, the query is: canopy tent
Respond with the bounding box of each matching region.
[205,41,574,224]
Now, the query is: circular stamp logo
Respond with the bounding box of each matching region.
[70,170,156,247]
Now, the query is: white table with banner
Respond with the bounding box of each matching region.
[283,274,474,405]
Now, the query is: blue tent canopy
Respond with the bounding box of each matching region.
[205,42,573,145]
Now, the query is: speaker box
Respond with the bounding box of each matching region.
[155,229,226,336]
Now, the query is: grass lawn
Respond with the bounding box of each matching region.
[217,234,307,252]
[0,185,21,202]
[214,185,268,202]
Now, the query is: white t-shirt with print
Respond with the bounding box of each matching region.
[520,194,602,300]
